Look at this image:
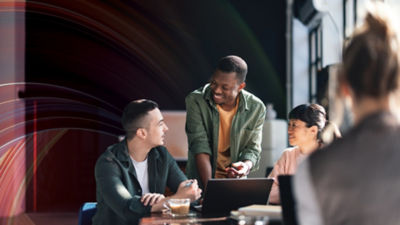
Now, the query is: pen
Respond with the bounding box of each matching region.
[184,180,194,187]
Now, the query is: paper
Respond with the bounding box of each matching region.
[236,204,282,218]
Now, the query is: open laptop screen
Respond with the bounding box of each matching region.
[201,178,273,215]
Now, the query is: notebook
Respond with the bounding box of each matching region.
[200,178,273,215]
[237,204,282,219]
[278,175,298,225]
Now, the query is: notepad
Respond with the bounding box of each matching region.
[237,204,282,219]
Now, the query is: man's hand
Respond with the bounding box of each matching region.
[175,179,202,202]
[226,160,253,178]
[141,193,165,206]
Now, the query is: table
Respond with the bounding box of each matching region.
[140,212,233,225]
[139,211,282,225]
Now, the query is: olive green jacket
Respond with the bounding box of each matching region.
[93,140,186,225]
[185,84,266,187]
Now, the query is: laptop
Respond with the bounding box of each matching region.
[278,175,298,225]
[199,178,273,215]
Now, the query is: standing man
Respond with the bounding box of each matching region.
[93,99,201,225]
[185,55,266,189]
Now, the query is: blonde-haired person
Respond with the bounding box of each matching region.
[294,3,400,225]
[267,104,340,204]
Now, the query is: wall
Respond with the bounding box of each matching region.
[320,0,343,68]
[0,2,26,217]
[292,18,309,107]
[291,0,343,107]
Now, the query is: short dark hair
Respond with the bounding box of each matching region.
[289,104,326,130]
[340,6,400,99]
[288,104,341,144]
[121,99,158,140]
[216,55,248,82]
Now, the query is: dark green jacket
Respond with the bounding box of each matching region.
[93,140,187,225]
[185,84,266,186]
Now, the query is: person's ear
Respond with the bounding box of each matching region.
[309,125,318,136]
[136,128,147,139]
[340,82,352,98]
[340,82,355,107]
[238,82,246,91]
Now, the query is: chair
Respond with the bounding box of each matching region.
[278,175,298,225]
[78,202,97,225]
[265,166,274,177]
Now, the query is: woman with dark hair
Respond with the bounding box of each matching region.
[294,4,400,225]
[267,104,340,204]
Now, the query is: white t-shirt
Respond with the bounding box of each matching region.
[130,156,150,195]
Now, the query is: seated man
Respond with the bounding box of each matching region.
[93,99,202,225]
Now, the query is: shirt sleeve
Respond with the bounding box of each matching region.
[185,94,213,156]
[238,105,266,169]
[95,157,151,222]
[294,159,324,225]
[166,150,188,192]
[267,150,288,204]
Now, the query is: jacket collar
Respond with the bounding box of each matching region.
[203,83,249,112]
[113,139,162,192]
[114,139,131,163]
[114,139,161,162]
[112,139,137,179]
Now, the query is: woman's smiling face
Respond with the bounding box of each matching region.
[287,119,317,147]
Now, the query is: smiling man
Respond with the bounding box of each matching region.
[93,99,201,225]
[185,55,266,189]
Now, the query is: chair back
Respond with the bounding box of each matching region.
[78,202,97,225]
[278,175,298,225]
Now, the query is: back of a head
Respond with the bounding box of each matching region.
[217,55,248,82]
[340,3,400,99]
[121,99,158,140]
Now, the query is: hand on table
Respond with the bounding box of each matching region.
[141,193,165,206]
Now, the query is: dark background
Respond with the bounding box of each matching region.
[23,0,286,211]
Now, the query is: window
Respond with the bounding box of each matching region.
[343,0,357,39]
[308,23,323,103]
